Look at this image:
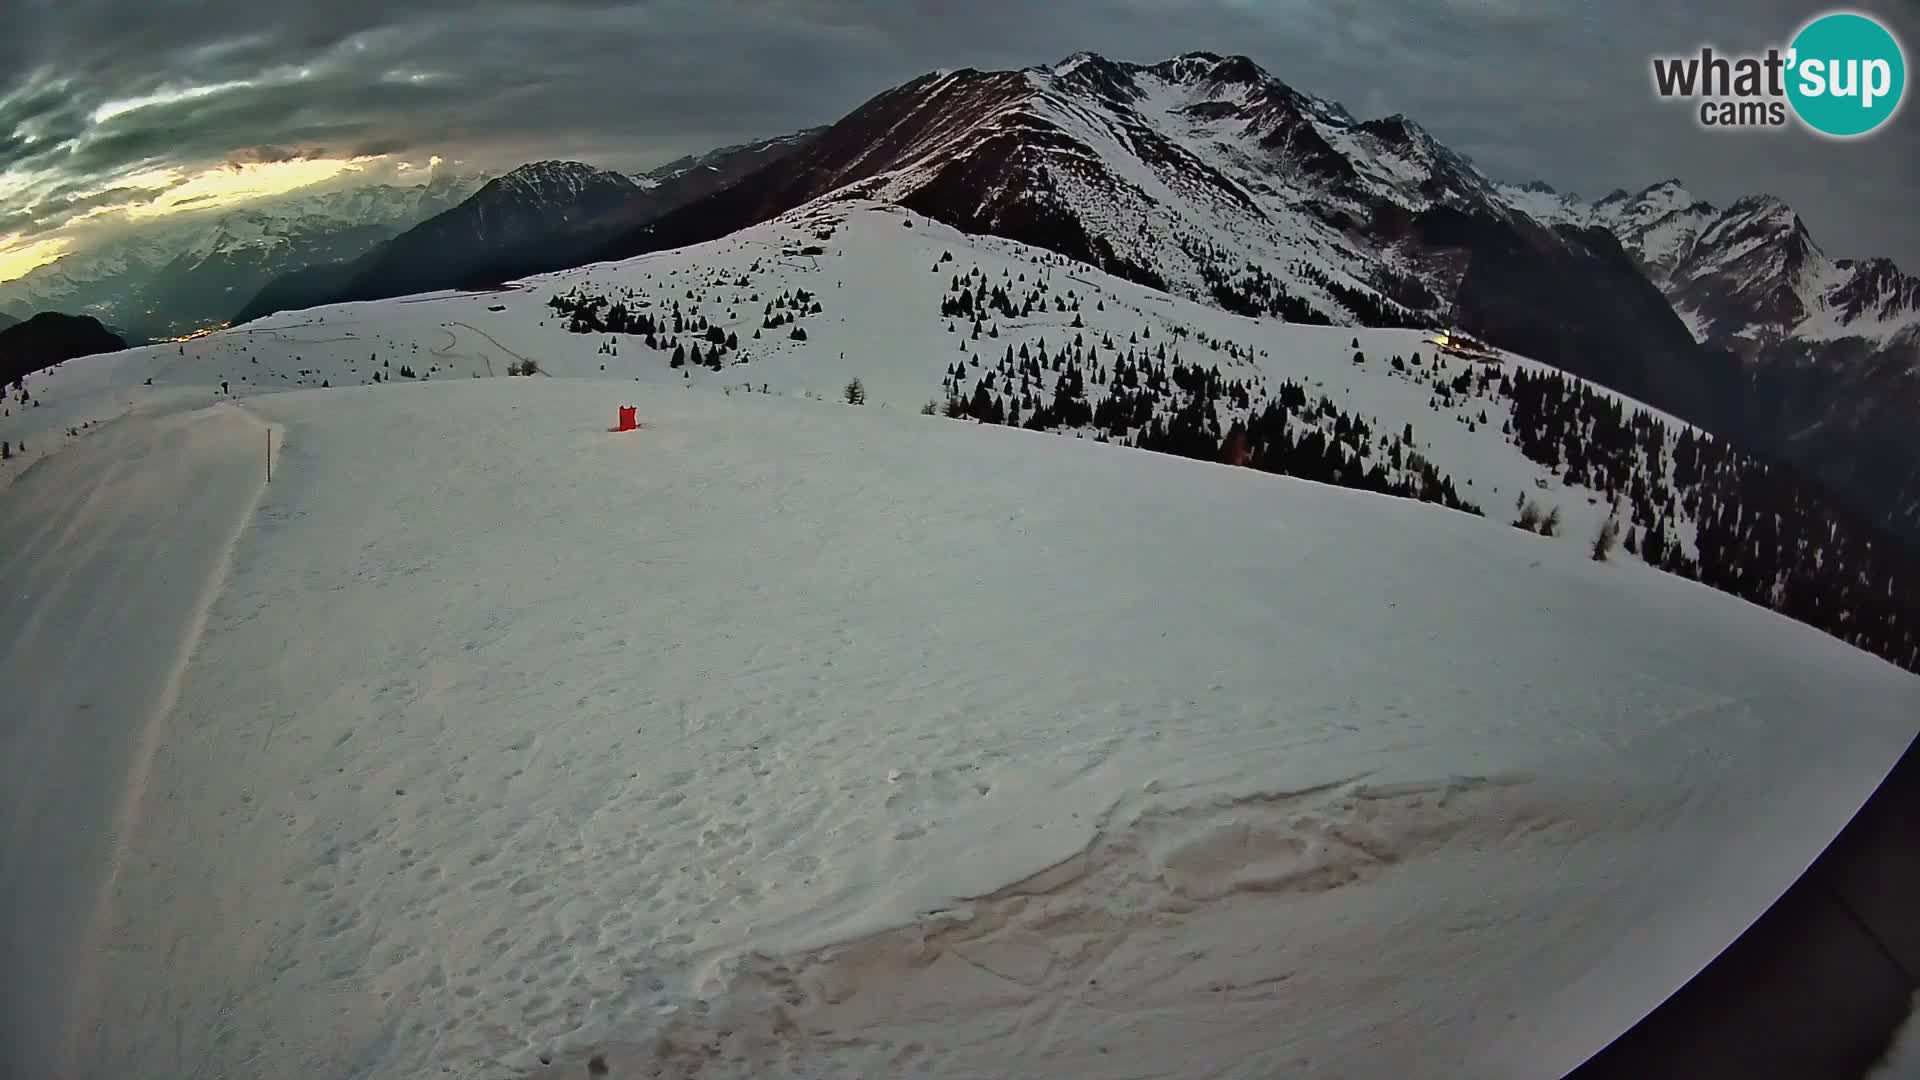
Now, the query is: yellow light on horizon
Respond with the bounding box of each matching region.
[0,234,72,284]
[3,154,394,282]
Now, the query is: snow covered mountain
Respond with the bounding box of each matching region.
[606,53,1713,476]
[3,200,1917,1079]
[1545,179,1920,352]
[491,159,643,210]
[612,53,1648,327]
[0,172,485,342]
[1497,176,1920,539]
[596,53,1917,546]
[234,130,826,325]
[246,160,651,312]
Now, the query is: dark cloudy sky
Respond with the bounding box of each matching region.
[3,0,1916,276]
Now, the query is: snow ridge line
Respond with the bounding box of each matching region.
[58,403,281,1079]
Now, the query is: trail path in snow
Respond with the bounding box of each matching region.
[0,401,271,1079]
[444,321,539,376]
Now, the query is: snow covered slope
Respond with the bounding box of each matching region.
[4,198,1918,1080]
[5,364,1915,1080]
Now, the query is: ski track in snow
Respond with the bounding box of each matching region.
[0,401,272,1080]
[0,205,1916,1079]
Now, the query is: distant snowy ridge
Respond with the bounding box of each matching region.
[1507,174,1920,540]
[233,130,825,326]
[1495,176,1920,350]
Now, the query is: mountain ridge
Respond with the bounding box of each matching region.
[0,311,127,387]
[0,173,487,342]
[232,130,826,324]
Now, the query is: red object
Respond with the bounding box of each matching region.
[616,406,638,432]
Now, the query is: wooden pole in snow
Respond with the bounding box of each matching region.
[266,429,272,483]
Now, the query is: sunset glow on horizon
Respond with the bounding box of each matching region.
[0,234,73,284]
[1,154,413,281]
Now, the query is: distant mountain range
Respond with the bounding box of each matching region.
[0,171,487,340]
[0,311,126,386]
[1503,178,1920,351]
[1498,176,1920,540]
[0,172,487,343]
[232,130,823,325]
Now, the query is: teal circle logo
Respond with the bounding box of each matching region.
[1786,11,1906,137]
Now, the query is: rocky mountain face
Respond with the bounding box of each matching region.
[0,173,485,342]
[232,130,825,324]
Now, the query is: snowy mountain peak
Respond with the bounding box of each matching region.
[1621,178,1701,219]
[1158,51,1267,89]
[1493,179,1592,228]
[1720,192,1796,226]
[1049,50,1105,76]
[1570,176,1920,355]
[505,159,606,178]
[497,161,638,200]
[1353,113,1452,162]
[1593,187,1633,210]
